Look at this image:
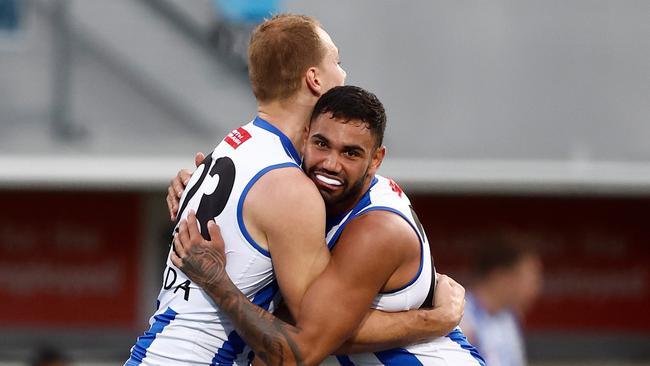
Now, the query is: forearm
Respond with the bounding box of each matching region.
[335,307,457,354]
[203,280,307,366]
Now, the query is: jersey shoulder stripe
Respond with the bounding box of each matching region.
[237,162,301,257]
[359,205,424,295]
[252,116,301,165]
[326,177,378,248]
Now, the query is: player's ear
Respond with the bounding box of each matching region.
[305,66,322,97]
[369,146,386,175]
[301,124,310,155]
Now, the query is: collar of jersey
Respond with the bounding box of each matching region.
[253,116,302,165]
[325,176,379,233]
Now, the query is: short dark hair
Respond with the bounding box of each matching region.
[472,234,539,278]
[311,85,387,148]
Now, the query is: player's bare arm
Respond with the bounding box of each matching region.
[265,277,463,341]
[172,212,308,365]
[169,161,330,318]
[165,166,465,348]
[337,273,465,354]
[244,167,331,316]
[251,276,465,355]
[173,210,421,366]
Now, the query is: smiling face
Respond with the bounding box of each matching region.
[303,86,387,215]
[304,113,385,215]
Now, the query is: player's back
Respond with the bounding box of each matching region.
[125,117,302,366]
[328,175,485,366]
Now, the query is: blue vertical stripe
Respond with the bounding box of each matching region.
[126,307,178,365]
[327,177,378,249]
[374,348,424,365]
[360,206,424,295]
[446,329,486,366]
[211,281,280,365]
[237,162,301,257]
[253,116,302,165]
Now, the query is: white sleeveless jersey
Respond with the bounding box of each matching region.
[327,176,486,366]
[462,292,526,366]
[125,117,302,366]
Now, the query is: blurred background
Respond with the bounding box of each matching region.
[1,0,649,365]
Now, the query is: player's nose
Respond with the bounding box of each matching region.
[322,153,341,172]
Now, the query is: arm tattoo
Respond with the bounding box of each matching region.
[206,282,306,366]
[180,245,307,365]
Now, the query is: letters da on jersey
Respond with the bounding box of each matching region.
[163,266,191,301]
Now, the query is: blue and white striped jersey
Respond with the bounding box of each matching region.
[327,175,486,366]
[125,116,302,366]
[462,292,525,366]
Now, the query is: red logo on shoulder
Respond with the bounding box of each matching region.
[225,127,252,149]
[389,179,403,197]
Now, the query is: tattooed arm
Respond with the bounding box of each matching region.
[168,161,330,319]
[165,162,464,358]
[172,214,314,365]
[174,211,429,366]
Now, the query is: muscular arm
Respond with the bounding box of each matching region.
[166,164,330,317]
[174,211,412,366]
[166,164,463,356]
[246,168,330,317]
[336,272,464,354]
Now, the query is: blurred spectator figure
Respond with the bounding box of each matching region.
[460,234,543,366]
[30,346,68,366]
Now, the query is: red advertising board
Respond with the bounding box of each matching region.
[2,190,646,334]
[0,191,140,330]
[411,195,650,333]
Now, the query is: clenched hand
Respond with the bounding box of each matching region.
[433,273,466,328]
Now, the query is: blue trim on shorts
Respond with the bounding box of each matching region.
[253,116,302,165]
[358,206,425,295]
[126,307,178,365]
[237,162,301,257]
[374,348,424,365]
[447,328,486,366]
[326,177,378,249]
[211,281,280,365]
